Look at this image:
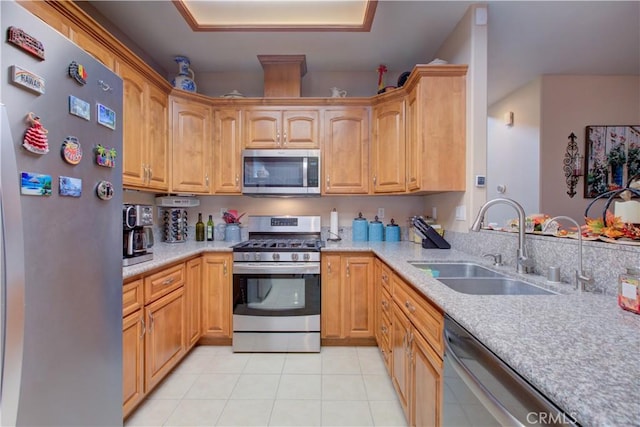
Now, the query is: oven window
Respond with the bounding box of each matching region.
[243,157,304,188]
[233,274,320,317]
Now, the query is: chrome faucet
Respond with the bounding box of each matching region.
[471,198,534,274]
[542,215,592,292]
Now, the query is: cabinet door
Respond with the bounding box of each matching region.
[405,88,420,191]
[321,254,343,339]
[372,99,406,193]
[122,310,144,418]
[411,329,443,427]
[244,109,280,148]
[392,303,411,420]
[323,108,369,194]
[201,254,232,338]
[121,63,147,188]
[185,258,202,349]
[343,256,374,338]
[170,97,212,193]
[146,84,169,191]
[213,109,242,193]
[282,110,319,148]
[144,288,185,392]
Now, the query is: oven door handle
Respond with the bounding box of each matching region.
[444,329,525,427]
[233,262,320,275]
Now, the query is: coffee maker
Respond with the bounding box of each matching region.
[123,204,154,266]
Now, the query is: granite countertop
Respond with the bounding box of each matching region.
[123,240,640,426]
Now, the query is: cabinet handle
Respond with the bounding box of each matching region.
[381,325,388,335]
[327,262,331,273]
[148,167,153,182]
[143,165,148,183]
[381,300,389,310]
[148,312,154,332]
[205,174,209,187]
[405,300,416,313]
[346,262,350,277]
[283,131,287,145]
[140,317,146,339]
[276,130,281,144]
[223,260,228,276]
[382,273,388,282]
[161,277,175,286]
[326,176,330,189]
[373,175,377,185]
[235,174,239,185]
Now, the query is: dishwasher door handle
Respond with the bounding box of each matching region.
[444,331,525,427]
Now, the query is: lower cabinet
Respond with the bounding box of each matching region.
[185,257,202,349]
[122,308,144,417]
[321,253,374,342]
[201,253,233,340]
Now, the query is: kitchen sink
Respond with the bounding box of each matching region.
[437,277,556,295]
[408,262,503,278]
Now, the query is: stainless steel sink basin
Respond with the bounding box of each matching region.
[437,277,556,295]
[408,262,503,278]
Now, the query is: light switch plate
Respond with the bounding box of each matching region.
[377,208,385,219]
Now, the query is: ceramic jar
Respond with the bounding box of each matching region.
[385,219,400,242]
[368,216,384,242]
[352,212,368,242]
[172,56,197,92]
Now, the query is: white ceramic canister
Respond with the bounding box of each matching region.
[352,212,368,241]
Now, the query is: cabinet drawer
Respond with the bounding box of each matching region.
[391,273,444,356]
[123,279,143,317]
[380,287,392,318]
[379,309,392,350]
[144,263,185,304]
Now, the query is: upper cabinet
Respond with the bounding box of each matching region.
[405,66,467,193]
[322,107,370,194]
[121,63,170,191]
[170,94,213,194]
[212,108,242,193]
[244,108,319,149]
[371,97,406,193]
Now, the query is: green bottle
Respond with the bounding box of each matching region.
[206,215,214,241]
[195,212,205,241]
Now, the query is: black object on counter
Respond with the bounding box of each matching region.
[413,216,450,249]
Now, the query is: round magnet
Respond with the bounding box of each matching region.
[96,180,114,200]
[61,136,82,165]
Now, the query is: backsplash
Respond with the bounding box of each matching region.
[446,229,639,295]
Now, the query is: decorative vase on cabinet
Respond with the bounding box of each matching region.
[172,56,197,92]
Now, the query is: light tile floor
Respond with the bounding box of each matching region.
[125,346,408,427]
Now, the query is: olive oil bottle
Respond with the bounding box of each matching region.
[195,213,205,241]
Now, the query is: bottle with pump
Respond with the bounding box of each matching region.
[195,213,205,241]
[206,215,214,241]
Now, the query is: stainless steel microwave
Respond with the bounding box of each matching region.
[241,149,321,196]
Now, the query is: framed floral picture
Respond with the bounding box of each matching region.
[584,125,640,198]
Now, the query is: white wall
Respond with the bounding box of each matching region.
[540,75,640,221]
[486,78,541,226]
[423,4,488,232]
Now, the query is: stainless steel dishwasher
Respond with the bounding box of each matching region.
[443,315,580,426]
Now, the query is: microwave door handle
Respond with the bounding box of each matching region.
[303,157,308,187]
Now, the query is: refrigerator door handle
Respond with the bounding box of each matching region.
[0,104,27,427]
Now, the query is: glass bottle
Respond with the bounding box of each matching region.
[195,213,205,242]
[206,215,214,241]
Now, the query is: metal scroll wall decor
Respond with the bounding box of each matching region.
[564,132,583,198]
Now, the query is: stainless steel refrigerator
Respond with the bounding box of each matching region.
[1,1,123,425]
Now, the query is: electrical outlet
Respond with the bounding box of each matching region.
[377,208,385,219]
[455,205,466,221]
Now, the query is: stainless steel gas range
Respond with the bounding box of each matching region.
[231,215,323,352]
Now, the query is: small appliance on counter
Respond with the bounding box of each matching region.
[161,208,188,243]
[123,204,154,266]
[352,212,368,241]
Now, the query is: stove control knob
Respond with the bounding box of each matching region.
[291,253,299,261]
[243,253,250,261]
[303,253,310,261]
[254,253,261,261]
[272,253,280,261]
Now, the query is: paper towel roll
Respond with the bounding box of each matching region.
[330,209,339,237]
[615,200,640,223]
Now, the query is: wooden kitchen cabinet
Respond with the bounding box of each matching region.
[321,253,374,342]
[185,257,202,350]
[371,97,406,193]
[244,108,319,148]
[405,66,467,193]
[213,108,242,193]
[120,67,169,191]
[72,30,117,71]
[322,108,370,194]
[122,309,144,418]
[170,95,213,193]
[144,287,185,392]
[201,253,233,341]
[390,271,444,426]
[375,259,393,374]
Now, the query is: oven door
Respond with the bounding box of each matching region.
[233,262,320,321]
